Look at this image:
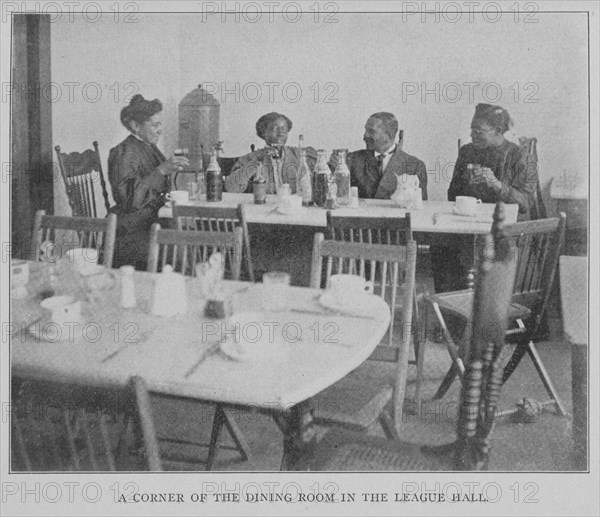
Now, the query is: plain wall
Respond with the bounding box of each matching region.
[51,12,589,216]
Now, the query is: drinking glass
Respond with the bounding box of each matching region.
[261,271,290,311]
[188,181,199,201]
[349,186,360,208]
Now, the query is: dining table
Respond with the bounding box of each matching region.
[159,193,519,286]
[10,260,391,470]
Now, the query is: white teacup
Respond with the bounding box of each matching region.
[455,196,482,216]
[329,274,373,300]
[166,190,190,204]
[66,248,99,275]
[41,295,82,326]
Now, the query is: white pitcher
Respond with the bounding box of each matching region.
[391,174,420,208]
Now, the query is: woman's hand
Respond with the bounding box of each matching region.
[255,146,282,161]
[158,155,190,176]
[472,166,502,192]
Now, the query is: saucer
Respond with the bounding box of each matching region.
[452,207,478,217]
[79,264,107,277]
[319,291,375,316]
[27,321,83,342]
[220,337,280,362]
[277,205,303,216]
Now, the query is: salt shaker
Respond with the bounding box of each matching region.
[120,265,137,308]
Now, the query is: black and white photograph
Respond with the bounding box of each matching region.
[1,1,598,516]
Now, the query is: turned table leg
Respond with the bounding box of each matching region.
[280,401,317,471]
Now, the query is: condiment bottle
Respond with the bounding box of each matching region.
[206,149,222,202]
[297,148,313,206]
[314,149,331,208]
[252,160,267,204]
[333,149,351,206]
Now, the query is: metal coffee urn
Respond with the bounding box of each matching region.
[178,84,220,171]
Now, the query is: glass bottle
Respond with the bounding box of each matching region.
[252,160,267,204]
[206,149,222,202]
[314,149,331,208]
[333,149,351,206]
[297,148,313,206]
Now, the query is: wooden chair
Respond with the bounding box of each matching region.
[426,213,567,415]
[11,376,162,471]
[174,203,254,281]
[519,136,547,219]
[309,232,417,439]
[325,211,425,407]
[146,224,251,470]
[30,210,117,268]
[294,203,518,471]
[55,142,111,218]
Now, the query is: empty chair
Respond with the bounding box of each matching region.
[294,202,518,471]
[174,203,254,281]
[55,142,111,218]
[12,376,162,471]
[425,213,567,415]
[147,223,243,279]
[30,210,117,268]
[309,231,417,439]
[146,224,251,470]
[325,211,425,407]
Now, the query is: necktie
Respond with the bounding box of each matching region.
[376,154,385,176]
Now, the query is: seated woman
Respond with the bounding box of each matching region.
[432,103,544,293]
[224,112,317,194]
[108,94,188,269]
[448,103,543,219]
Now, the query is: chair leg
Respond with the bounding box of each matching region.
[433,363,460,400]
[526,342,568,416]
[222,409,252,462]
[502,341,529,383]
[413,328,425,409]
[431,302,466,379]
[379,410,401,441]
[205,406,225,470]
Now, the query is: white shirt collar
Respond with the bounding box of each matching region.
[375,144,396,158]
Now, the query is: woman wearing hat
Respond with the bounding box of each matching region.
[432,104,544,293]
[224,112,317,194]
[448,103,542,220]
[108,94,188,269]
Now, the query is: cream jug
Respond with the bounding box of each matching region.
[391,174,420,208]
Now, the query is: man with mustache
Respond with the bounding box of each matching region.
[342,112,428,200]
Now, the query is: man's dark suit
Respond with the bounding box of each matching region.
[346,148,428,200]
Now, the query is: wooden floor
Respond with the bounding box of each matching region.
[153,334,579,471]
